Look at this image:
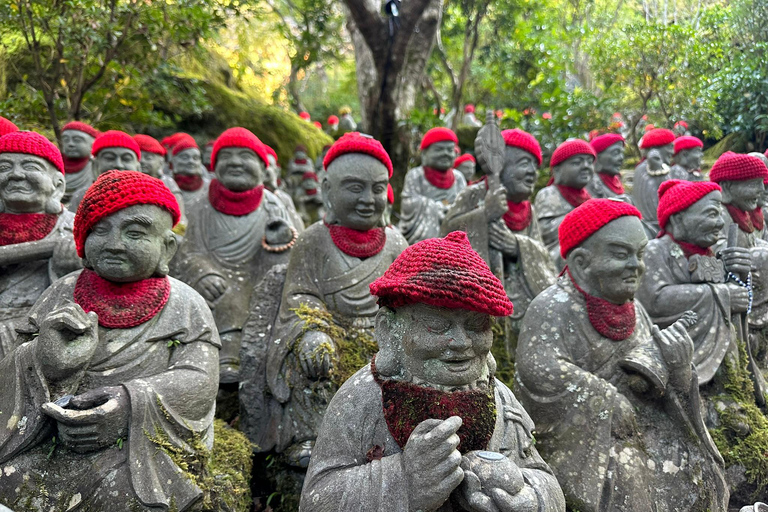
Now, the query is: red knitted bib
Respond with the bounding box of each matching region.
[174,174,204,192]
[503,200,532,232]
[424,167,455,189]
[557,185,592,208]
[73,269,171,328]
[567,269,635,341]
[598,173,625,195]
[209,180,264,216]
[62,156,90,174]
[751,208,765,231]
[326,223,387,258]
[725,204,754,233]
[666,233,714,258]
[0,213,58,246]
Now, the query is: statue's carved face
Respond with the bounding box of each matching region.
[202,145,213,169]
[323,154,388,230]
[570,216,647,304]
[95,147,140,175]
[722,178,765,212]
[172,148,202,177]
[61,130,94,159]
[0,153,64,213]
[84,204,176,283]
[675,148,703,171]
[456,161,476,182]
[596,142,625,175]
[657,143,675,165]
[395,303,492,388]
[554,154,594,189]
[264,154,279,189]
[140,151,164,178]
[214,147,263,192]
[501,146,537,200]
[422,141,457,172]
[669,191,723,248]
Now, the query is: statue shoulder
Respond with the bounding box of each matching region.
[328,364,383,415]
[533,186,569,217]
[494,380,536,435]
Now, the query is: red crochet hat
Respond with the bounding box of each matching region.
[264,144,278,163]
[709,152,768,183]
[299,111,311,120]
[657,179,721,230]
[387,183,394,204]
[673,136,703,155]
[550,139,596,169]
[92,130,141,161]
[590,133,625,154]
[674,120,689,130]
[502,129,542,166]
[62,121,101,139]
[328,115,339,125]
[171,134,199,156]
[134,134,166,157]
[0,117,18,136]
[211,127,269,170]
[454,154,476,167]
[464,104,475,113]
[160,133,186,149]
[559,199,642,258]
[0,131,64,174]
[420,127,459,150]
[324,132,393,178]
[74,170,180,257]
[369,231,514,316]
[640,128,675,149]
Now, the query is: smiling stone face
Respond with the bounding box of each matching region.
[422,141,457,172]
[667,191,724,248]
[214,147,263,192]
[501,146,538,201]
[0,152,64,213]
[554,153,594,189]
[596,142,625,175]
[94,147,140,174]
[61,130,95,159]
[323,154,389,231]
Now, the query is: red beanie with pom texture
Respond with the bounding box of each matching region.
[211,127,269,170]
[92,131,141,161]
[171,135,199,156]
[62,121,101,139]
[640,128,675,149]
[709,152,768,183]
[590,133,625,155]
[559,199,642,258]
[673,136,703,155]
[502,129,542,167]
[420,127,459,150]
[134,134,166,157]
[657,179,721,230]
[324,132,393,178]
[550,139,596,169]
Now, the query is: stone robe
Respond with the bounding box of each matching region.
[177,181,209,217]
[0,210,79,360]
[669,164,706,182]
[631,160,669,238]
[273,187,305,233]
[515,277,728,512]
[245,223,407,453]
[399,166,466,245]
[532,185,577,271]
[636,235,734,385]
[300,364,565,512]
[0,272,220,511]
[63,162,94,206]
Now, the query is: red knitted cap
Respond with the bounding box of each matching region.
[299,111,311,120]
[590,133,625,154]
[92,130,141,161]
[420,127,459,150]
[657,179,721,230]
[550,139,596,169]
[559,199,642,258]
[387,183,394,204]
[673,136,703,155]
[211,127,269,170]
[674,120,689,129]
[0,117,18,136]
[709,152,768,183]
[640,128,675,149]
[313,121,323,129]
[369,231,514,316]
[134,134,166,157]
[62,121,101,139]
[160,133,186,149]
[501,129,542,166]
[328,115,339,125]
[464,104,475,113]
[171,134,199,156]
[74,170,181,257]
[0,131,64,174]
[323,132,393,178]
[264,144,278,163]
[454,154,476,167]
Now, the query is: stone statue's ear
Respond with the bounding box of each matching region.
[666,213,684,240]
[47,169,66,210]
[720,181,733,205]
[156,230,178,277]
[321,177,333,213]
[567,247,591,282]
[551,164,562,185]
[373,307,402,377]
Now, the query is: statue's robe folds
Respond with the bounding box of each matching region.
[532,185,576,271]
[300,365,565,512]
[63,161,94,206]
[0,272,220,511]
[399,166,466,245]
[636,234,734,385]
[631,160,669,238]
[669,164,706,182]
[177,181,209,218]
[0,210,79,360]
[247,223,407,453]
[443,183,555,322]
[515,278,728,512]
[586,173,632,202]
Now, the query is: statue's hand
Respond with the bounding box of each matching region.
[489,486,538,512]
[726,282,750,313]
[720,246,752,277]
[653,322,694,389]
[42,385,129,453]
[265,219,296,246]
[610,394,637,439]
[485,187,508,222]
[297,330,335,379]
[402,417,464,512]
[36,302,99,383]
[458,451,528,512]
[197,275,228,304]
[489,222,518,257]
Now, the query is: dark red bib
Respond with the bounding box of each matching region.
[751,207,765,231]
[0,213,58,246]
[326,223,386,258]
[62,156,90,174]
[208,180,264,216]
[557,185,592,208]
[424,166,456,189]
[598,172,625,195]
[503,200,532,232]
[726,204,754,233]
[567,269,635,341]
[174,174,204,192]
[665,233,714,258]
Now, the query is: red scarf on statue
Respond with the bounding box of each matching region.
[326,222,387,258]
[751,208,765,232]
[0,213,58,246]
[73,269,171,329]
[556,185,592,208]
[598,173,624,195]
[661,232,714,258]
[62,156,90,174]
[174,174,204,192]
[424,167,455,189]
[503,200,532,232]
[208,180,264,216]
[725,204,754,233]
[567,268,635,341]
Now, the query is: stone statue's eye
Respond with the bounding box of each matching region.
[465,316,490,332]
[22,162,44,173]
[0,163,11,172]
[424,318,451,334]
[373,185,386,194]
[347,184,364,193]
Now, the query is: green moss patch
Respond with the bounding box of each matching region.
[491,319,516,387]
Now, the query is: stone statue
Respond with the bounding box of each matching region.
[749,152,768,241]
[134,134,187,232]
[0,117,18,136]
[263,143,305,232]
[670,136,705,181]
[173,127,296,383]
[338,106,357,134]
[0,170,219,511]
[533,139,595,271]
[399,127,466,245]
[631,128,675,237]
[297,170,325,225]
[326,115,339,137]
[59,121,100,205]
[586,133,630,200]
[515,199,728,512]
[0,131,80,360]
[454,153,477,183]
[300,231,565,512]
[462,104,483,127]
[171,135,209,212]
[67,130,142,212]
[674,120,691,137]
[203,140,214,172]
[242,132,408,467]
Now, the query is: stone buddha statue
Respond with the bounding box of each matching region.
[171,135,209,211]
[670,136,705,181]
[59,121,100,205]
[631,128,675,237]
[134,134,187,232]
[461,104,483,127]
[586,133,630,200]
[453,153,477,183]
[263,143,304,232]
